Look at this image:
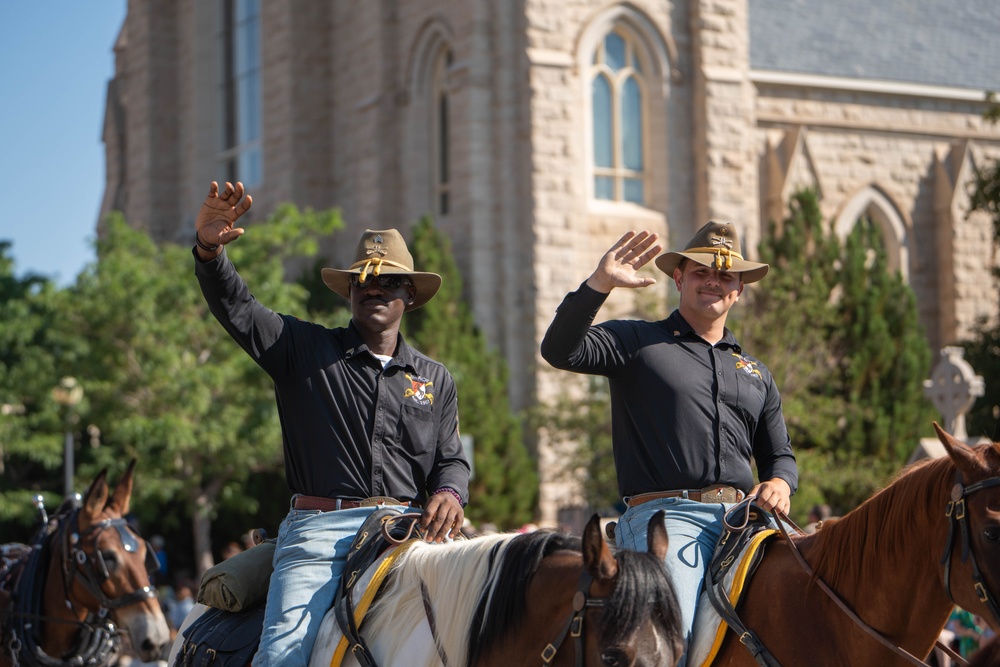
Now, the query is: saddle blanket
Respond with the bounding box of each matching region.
[308,539,421,667]
[688,528,778,667]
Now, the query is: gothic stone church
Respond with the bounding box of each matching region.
[100,0,1000,525]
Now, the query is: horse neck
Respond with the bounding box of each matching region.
[809,460,956,640]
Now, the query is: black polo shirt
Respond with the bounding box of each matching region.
[541,282,797,499]
[195,249,470,504]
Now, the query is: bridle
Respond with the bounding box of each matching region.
[941,470,1000,627]
[539,569,607,667]
[60,513,158,614]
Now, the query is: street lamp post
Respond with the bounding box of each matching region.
[51,376,84,497]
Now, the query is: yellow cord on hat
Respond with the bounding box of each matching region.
[352,257,411,284]
[685,246,741,270]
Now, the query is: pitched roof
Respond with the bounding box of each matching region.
[749,0,1000,92]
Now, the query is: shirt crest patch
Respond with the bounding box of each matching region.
[732,353,762,379]
[404,373,434,405]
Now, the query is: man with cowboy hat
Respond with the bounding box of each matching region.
[193,181,469,667]
[541,222,797,666]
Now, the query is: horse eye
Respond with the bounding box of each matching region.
[101,551,120,569]
[601,649,624,667]
[984,527,1000,542]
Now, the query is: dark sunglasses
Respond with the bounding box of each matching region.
[349,274,411,290]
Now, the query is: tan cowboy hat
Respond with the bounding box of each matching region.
[321,229,442,310]
[654,221,769,283]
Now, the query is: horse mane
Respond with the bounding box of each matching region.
[808,453,955,591]
[466,530,681,665]
[468,529,583,664]
[361,531,515,667]
[600,548,681,648]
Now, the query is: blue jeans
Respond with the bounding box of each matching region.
[615,498,729,667]
[251,502,401,667]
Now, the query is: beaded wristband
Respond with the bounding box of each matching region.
[195,234,220,252]
[435,487,463,506]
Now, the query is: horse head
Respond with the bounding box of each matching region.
[579,510,682,667]
[53,459,171,662]
[935,422,1000,633]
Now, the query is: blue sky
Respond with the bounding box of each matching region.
[0,2,127,287]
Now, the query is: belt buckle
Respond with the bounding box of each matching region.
[359,496,400,507]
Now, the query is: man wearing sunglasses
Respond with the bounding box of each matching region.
[193,181,470,667]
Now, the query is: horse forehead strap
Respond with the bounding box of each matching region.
[80,517,140,553]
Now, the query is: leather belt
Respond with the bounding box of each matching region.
[626,485,744,507]
[292,494,413,511]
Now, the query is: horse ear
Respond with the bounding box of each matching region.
[583,514,618,582]
[935,421,985,476]
[647,510,669,561]
[81,468,111,527]
[109,459,137,516]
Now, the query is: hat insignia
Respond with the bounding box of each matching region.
[373,234,383,243]
[709,236,733,249]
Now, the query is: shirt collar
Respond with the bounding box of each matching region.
[343,322,418,370]
[666,310,742,352]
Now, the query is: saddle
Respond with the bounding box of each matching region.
[175,510,421,667]
[330,507,423,667]
[688,499,780,667]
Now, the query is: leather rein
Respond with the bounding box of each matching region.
[746,470,1000,667]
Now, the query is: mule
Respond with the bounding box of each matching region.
[171,512,683,667]
[0,460,170,666]
[708,423,1000,666]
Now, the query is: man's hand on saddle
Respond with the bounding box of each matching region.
[585,230,663,294]
[195,181,252,259]
[749,477,792,515]
[420,490,464,543]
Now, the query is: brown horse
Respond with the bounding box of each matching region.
[708,423,1000,666]
[0,460,170,666]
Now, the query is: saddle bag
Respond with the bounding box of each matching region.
[174,602,265,667]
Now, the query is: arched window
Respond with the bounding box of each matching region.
[834,185,910,281]
[431,48,452,217]
[591,30,646,204]
[220,0,262,187]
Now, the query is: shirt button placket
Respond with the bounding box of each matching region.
[372,374,386,494]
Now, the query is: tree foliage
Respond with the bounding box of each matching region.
[404,216,538,529]
[740,189,936,516]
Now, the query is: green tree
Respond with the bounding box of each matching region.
[0,242,82,530]
[404,216,537,529]
[835,218,933,462]
[741,189,935,517]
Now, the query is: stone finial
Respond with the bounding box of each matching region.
[922,346,985,440]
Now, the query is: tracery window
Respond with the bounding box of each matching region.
[591,30,646,204]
